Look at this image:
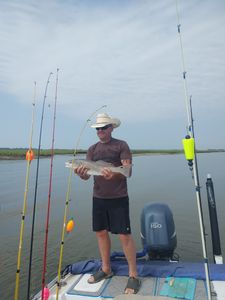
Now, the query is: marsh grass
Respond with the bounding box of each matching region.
[1,148,223,160]
[0,148,85,159]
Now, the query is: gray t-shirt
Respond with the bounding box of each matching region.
[86,137,132,199]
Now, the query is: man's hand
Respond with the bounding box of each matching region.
[74,165,90,180]
[102,168,114,180]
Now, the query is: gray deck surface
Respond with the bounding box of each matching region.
[101,276,218,299]
[102,276,156,297]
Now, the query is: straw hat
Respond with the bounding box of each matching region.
[91,113,121,128]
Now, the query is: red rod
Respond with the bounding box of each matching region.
[41,69,59,299]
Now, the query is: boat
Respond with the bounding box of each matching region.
[14,2,224,299]
[32,202,225,300]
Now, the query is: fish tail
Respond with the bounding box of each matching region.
[121,165,131,178]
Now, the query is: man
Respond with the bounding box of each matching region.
[75,113,141,294]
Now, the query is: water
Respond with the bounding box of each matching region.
[0,153,225,299]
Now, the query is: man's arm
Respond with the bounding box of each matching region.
[75,146,92,180]
[74,165,91,180]
[102,158,132,180]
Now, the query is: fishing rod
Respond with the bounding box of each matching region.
[206,174,223,264]
[27,72,53,300]
[41,69,59,300]
[175,1,212,299]
[14,82,36,300]
[55,105,106,300]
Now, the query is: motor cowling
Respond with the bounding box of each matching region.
[141,203,177,260]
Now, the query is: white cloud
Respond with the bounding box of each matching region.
[0,0,225,147]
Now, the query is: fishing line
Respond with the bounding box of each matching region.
[14,82,36,300]
[27,72,53,300]
[55,105,106,300]
[175,1,212,299]
[175,1,191,131]
[41,69,59,300]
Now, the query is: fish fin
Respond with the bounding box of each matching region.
[87,170,101,176]
[65,162,73,168]
[95,160,113,166]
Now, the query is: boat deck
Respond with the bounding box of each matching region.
[32,272,224,300]
[32,258,225,300]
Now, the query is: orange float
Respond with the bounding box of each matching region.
[26,149,34,161]
[66,219,75,233]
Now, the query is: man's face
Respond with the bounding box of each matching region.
[96,124,113,142]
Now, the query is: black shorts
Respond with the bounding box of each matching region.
[92,196,131,234]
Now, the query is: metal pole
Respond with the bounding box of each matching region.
[175,1,212,298]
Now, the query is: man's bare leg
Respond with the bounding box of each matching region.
[88,230,112,283]
[119,234,138,294]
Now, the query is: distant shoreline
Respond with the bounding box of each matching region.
[0,148,224,160]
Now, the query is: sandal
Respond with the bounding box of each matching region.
[88,269,113,284]
[124,277,141,294]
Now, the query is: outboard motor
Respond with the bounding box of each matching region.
[141,203,177,260]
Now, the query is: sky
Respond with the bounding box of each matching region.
[0,0,225,150]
